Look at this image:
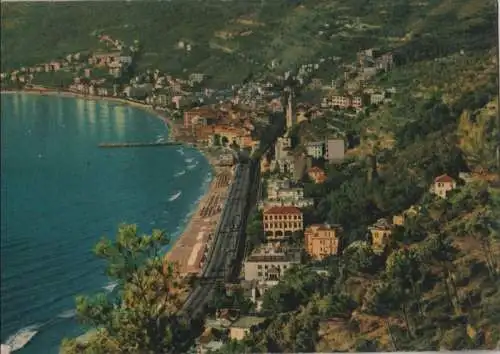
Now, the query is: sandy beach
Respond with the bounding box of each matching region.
[166,163,234,275]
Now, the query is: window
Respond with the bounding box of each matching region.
[264,265,268,269]
[257,265,262,269]
[257,272,262,277]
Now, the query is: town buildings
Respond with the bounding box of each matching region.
[306,141,324,159]
[285,89,297,129]
[183,106,220,129]
[321,94,363,110]
[302,139,344,162]
[243,244,301,281]
[263,206,303,244]
[325,139,345,162]
[274,136,292,161]
[258,177,314,210]
[304,224,343,259]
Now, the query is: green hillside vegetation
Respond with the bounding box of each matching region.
[2,0,496,86]
[221,0,499,352]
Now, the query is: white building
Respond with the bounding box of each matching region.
[258,198,314,210]
[370,93,385,105]
[324,139,345,162]
[306,141,325,159]
[270,157,295,175]
[244,244,301,281]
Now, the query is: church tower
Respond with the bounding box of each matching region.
[286,89,296,130]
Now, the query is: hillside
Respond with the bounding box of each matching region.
[1,0,496,86]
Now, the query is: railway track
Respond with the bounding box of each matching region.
[182,163,250,317]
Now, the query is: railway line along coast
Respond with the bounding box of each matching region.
[180,156,260,320]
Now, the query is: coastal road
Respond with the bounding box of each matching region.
[182,162,251,318]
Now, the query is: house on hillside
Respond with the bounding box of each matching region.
[368,218,393,253]
[305,224,343,259]
[430,174,457,198]
[392,205,421,226]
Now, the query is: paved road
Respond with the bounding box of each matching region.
[182,162,251,318]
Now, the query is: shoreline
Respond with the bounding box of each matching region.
[1,87,222,276]
[1,88,180,137]
[165,160,234,276]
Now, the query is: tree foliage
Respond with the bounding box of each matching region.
[60,224,196,354]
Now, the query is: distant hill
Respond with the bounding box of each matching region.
[1,0,496,86]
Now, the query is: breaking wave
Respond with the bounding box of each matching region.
[168,191,182,202]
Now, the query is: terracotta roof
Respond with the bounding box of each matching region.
[264,206,302,215]
[435,174,454,183]
[185,106,218,117]
[308,166,325,174]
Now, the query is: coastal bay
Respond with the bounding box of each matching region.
[0,93,212,353]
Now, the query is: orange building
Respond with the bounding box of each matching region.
[183,107,219,129]
[263,206,303,244]
[307,166,327,184]
[305,224,343,259]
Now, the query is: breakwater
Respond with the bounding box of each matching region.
[98,141,183,148]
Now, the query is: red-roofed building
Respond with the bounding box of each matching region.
[307,166,327,184]
[263,206,303,244]
[431,174,457,198]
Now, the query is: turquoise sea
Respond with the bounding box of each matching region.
[0,93,211,353]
